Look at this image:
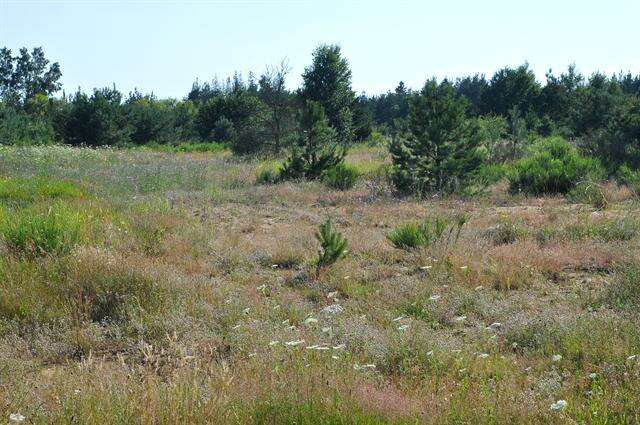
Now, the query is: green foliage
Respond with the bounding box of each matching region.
[256,162,282,185]
[508,137,603,195]
[0,47,62,105]
[617,165,640,196]
[389,80,485,195]
[321,163,360,190]
[387,215,466,250]
[196,91,267,154]
[315,218,348,269]
[0,206,83,258]
[0,177,82,203]
[0,102,56,145]
[301,44,355,144]
[280,101,346,180]
[62,87,131,147]
[566,181,608,209]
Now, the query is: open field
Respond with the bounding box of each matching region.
[1,145,640,424]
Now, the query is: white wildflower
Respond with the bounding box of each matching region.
[429,294,441,301]
[397,324,409,332]
[486,322,502,331]
[353,363,376,371]
[627,354,637,362]
[552,354,563,362]
[550,400,567,412]
[455,315,467,322]
[327,291,339,299]
[478,353,489,359]
[304,317,318,326]
[268,340,280,346]
[332,355,339,360]
[321,326,332,333]
[589,373,598,379]
[475,285,484,291]
[426,350,434,356]
[9,413,25,423]
[321,304,344,315]
[242,307,250,315]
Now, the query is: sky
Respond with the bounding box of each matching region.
[2,0,639,98]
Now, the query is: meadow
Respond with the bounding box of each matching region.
[1,145,639,424]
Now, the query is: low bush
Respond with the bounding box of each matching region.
[566,181,608,209]
[321,163,360,190]
[508,137,604,195]
[255,162,282,185]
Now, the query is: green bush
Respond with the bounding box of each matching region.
[0,206,82,258]
[508,137,603,195]
[566,181,608,209]
[617,165,640,196]
[315,218,348,269]
[256,162,282,185]
[321,163,360,190]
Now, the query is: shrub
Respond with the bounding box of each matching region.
[484,219,525,245]
[256,162,281,185]
[617,165,640,196]
[566,181,608,209]
[0,206,82,258]
[508,137,604,195]
[321,163,360,190]
[315,218,348,269]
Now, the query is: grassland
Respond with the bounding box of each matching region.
[0,145,639,424]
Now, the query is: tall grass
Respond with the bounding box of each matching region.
[0,206,83,258]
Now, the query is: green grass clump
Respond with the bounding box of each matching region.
[508,137,603,195]
[0,206,83,258]
[322,163,360,190]
[387,216,465,250]
[0,177,82,203]
[256,161,282,185]
[536,218,638,245]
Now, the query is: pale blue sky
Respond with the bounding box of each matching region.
[2,0,639,98]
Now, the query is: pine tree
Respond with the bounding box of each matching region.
[280,100,345,180]
[300,44,355,144]
[390,80,484,194]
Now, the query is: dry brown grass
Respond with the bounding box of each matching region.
[0,146,639,423]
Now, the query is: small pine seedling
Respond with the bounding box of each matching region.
[315,218,348,270]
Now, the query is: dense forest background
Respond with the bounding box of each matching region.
[1,45,639,177]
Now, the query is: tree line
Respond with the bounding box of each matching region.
[1,44,639,194]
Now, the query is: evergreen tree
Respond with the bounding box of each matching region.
[300,44,355,144]
[390,80,484,194]
[280,100,345,180]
